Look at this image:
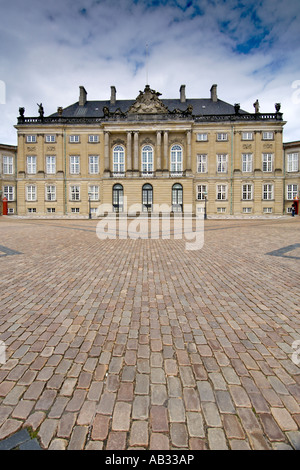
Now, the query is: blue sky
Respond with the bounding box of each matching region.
[0,0,300,143]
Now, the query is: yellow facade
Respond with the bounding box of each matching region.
[0,143,17,215]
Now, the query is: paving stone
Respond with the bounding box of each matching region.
[150,406,169,432]
[151,384,168,405]
[129,421,149,447]
[149,433,170,450]
[112,402,131,431]
[170,423,188,448]
[271,407,298,431]
[68,425,88,450]
[91,414,110,440]
[208,428,228,450]
[132,396,149,420]
[186,411,205,438]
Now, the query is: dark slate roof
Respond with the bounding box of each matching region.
[50,98,249,118]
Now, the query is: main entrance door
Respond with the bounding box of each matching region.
[172,183,183,212]
[112,184,124,212]
[142,184,153,212]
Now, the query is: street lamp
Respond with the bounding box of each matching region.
[203,191,207,220]
[88,192,92,219]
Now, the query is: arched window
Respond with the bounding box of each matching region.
[113,145,125,174]
[141,145,154,174]
[170,145,183,174]
[142,183,153,212]
[172,183,183,212]
[112,183,124,212]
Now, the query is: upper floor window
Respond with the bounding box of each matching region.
[242,153,253,172]
[69,135,80,143]
[26,135,36,143]
[45,135,56,143]
[242,132,253,140]
[262,131,274,140]
[217,133,228,141]
[27,156,36,174]
[3,156,13,174]
[89,155,99,174]
[70,156,80,174]
[46,156,56,174]
[197,154,207,173]
[3,185,14,201]
[217,154,227,173]
[113,145,125,173]
[196,133,208,141]
[262,153,273,172]
[287,153,299,172]
[88,135,99,143]
[141,145,154,173]
[170,145,182,173]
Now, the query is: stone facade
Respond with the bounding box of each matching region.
[0,143,17,215]
[13,84,293,217]
[283,140,300,215]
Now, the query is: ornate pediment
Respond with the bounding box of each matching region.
[128,85,169,114]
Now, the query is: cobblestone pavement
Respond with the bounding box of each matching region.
[0,216,300,450]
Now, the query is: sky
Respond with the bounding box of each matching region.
[0,0,300,144]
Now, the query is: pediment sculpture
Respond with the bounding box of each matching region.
[128,85,169,114]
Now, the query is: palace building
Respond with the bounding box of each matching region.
[0,143,17,215]
[13,83,296,217]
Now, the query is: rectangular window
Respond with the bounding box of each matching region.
[3,186,14,201]
[46,156,56,174]
[47,208,56,213]
[88,135,99,143]
[196,133,208,141]
[197,184,207,200]
[26,135,36,143]
[263,184,273,200]
[45,135,56,143]
[89,155,99,174]
[45,185,56,201]
[89,185,99,201]
[263,207,272,213]
[70,185,80,201]
[217,154,227,173]
[70,156,80,174]
[27,156,37,174]
[242,184,253,200]
[287,184,298,200]
[242,154,253,172]
[197,154,207,173]
[3,156,13,174]
[242,132,253,140]
[69,135,80,143]
[217,207,226,213]
[27,208,37,213]
[262,131,274,140]
[287,153,299,172]
[71,207,80,213]
[243,207,252,213]
[217,184,227,200]
[217,133,228,141]
[262,153,273,172]
[26,185,36,201]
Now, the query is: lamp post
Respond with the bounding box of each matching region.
[88,192,92,219]
[203,191,207,220]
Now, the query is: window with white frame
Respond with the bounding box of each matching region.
[45,185,56,201]
[26,185,36,201]
[263,184,273,200]
[170,145,183,173]
[69,135,80,143]
[287,153,299,172]
[28,208,36,213]
[89,185,99,201]
[197,154,207,173]
[217,184,227,200]
[70,185,80,201]
[217,154,227,173]
[47,208,55,213]
[3,156,13,174]
[89,155,99,174]
[287,184,298,200]
[3,186,14,201]
[242,153,253,172]
[197,184,207,200]
[27,156,37,174]
[217,133,228,141]
[242,132,253,140]
[262,131,274,140]
[242,184,253,200]
[88,135,99,143]
[113,145,125,173]
[71,207,80,213]
[243,207,252,213]
[141,145,154,173]
[45,135,56,143]
[262,153,273,172]
[196,133,208,141]
[46,156,56,174]
[26,135,36,143]
[70,156,80,174]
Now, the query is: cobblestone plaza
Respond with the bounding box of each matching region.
[0,216,300,450]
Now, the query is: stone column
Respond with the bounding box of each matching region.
[186,130,192,173]
[156,131,162,173]
[127,132,132,173]
[104,131,110,175]
[133,131,139,174]
[163,131,169,172]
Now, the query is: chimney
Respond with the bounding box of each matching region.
[180,85,186,103]
[79,86,87,106]
[210,84,218,102]
[110,86,116,105]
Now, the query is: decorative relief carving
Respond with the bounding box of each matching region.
[141,137,155,146]
[242,144,252,149]
[26,146,36,152]
[128,85,169,114]
[111,139,126,148]
[263,143,273,149]
[46,146,56,151]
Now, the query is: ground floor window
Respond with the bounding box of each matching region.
[142,183,153,212]
[172,183,183,212]
[113,184,124,212]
